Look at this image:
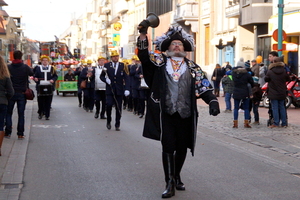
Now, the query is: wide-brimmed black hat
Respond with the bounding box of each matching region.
[153,26,195,52]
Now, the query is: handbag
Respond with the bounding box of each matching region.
[139,78,149,89]
[212,76,216,81]
[24,88,35,100]
[80,80,87,89]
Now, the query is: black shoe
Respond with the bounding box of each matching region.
[139,114,144,118]
[100,116,107,119]
[45,117,49,120]
[115,126,120,131]
[94,112,99,119]
[78,104,81,107]
[38,114,43,119]
[106,123,111,130]
[175,177,185,191]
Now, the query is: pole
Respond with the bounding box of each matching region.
[278,0,284,56]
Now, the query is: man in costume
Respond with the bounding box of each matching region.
[34,55,57,120]
[100,50,130,131]
[137,23,220,198]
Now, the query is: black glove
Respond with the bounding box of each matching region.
[209,101,220,116]
[138,20,150,34]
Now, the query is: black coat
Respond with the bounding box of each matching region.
[100,62,129,96]
[232,67,254,99]
[33,65,58,92]
[138,49,217,156]
[80,67,95,89]
[8,62,33,93]
[265,62,290,100]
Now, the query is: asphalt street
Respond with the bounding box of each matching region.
[1,87,300,200]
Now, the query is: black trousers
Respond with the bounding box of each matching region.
[94,90,106,117]
[37,95,53,118]
[161,112,192,154]
[106,94,123,127]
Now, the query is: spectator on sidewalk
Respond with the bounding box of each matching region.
[222,69,234,113]
[5,50,33,139]
[232,64,254,128]
[265,56,290,128]
[0,56,14,156]
[211,63,224,97]
[250,77,263,125]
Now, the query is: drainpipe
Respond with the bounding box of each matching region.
[278,0,284,56]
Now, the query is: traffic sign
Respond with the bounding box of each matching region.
[272,29,287,42]
[272,43,286,51]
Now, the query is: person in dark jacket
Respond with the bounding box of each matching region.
[250,76,263,125]
[74,61,86,107]
[222,70,234,112]
[80,60,95,112]
[137,23,220,198]
[211,63,224,97]
[0,55,14,156]
[64,68,75,81]
[100,50,130,131]
[5,50,33,139]
[232,66,254,128]
[34,55,58,120]
[264,58,290,128]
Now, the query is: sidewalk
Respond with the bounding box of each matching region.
[0,88,34,200]
[197,96,300,161]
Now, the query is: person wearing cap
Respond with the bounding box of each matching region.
[130,55,147,118]
[130,55,141,115]
[100,50,130,131]
[265,56,290,128]
[80,59,95,112]
[137,23,220,198]
[93,56,107,119]
[74,60,87,107]
[33,55,58,120]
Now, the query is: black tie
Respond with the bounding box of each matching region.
[113,63,116,69]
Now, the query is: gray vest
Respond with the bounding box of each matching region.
[164,67,192,118]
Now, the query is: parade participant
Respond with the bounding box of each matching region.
[5,50,33,139]
[80,59,95,112]
[74,60,87,107]
[34,55,57,120]
[0,56,14,156]
[100,50,130,131]
[130,55,146,118]
[93,56,107,119]
[129,55,140,115]
[125,57,135,112]
[137,24,220,198]
[64,68,75,81]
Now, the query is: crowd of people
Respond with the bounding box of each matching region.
[73,51,149,131]
[216,51,291,129]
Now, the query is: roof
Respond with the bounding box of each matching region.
[0,0,8,6]
[0,10,8,17]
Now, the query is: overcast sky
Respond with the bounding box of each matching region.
[5,0,88,41]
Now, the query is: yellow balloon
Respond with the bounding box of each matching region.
[256,55,262,64]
